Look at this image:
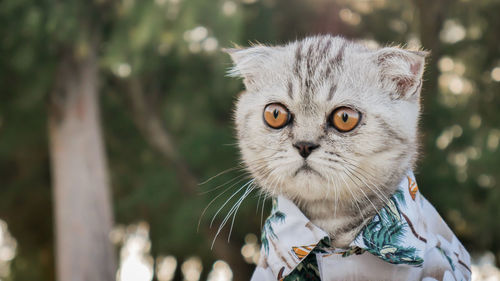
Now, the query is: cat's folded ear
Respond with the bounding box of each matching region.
[223,45,275,90]
[375,47,428,100]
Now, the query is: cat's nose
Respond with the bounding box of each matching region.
[293,142,320,158]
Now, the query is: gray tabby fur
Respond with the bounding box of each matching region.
[226,35,427,247]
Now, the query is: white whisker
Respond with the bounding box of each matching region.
[210,179,253,228]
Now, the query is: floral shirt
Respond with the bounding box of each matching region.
[251,172,471,281]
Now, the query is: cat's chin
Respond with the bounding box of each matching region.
[275,173,336,202]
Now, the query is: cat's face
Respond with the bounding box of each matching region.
[228,36,426,203]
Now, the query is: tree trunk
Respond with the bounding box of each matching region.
[48,45,116,281]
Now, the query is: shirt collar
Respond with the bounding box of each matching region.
[260,171,427,278]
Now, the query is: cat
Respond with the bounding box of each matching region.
[228,35,424,247]
[226,35,471,281]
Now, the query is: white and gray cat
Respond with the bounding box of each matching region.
[227,35,425,247]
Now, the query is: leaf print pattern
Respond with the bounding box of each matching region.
[262,198,286,254]
[283,251,321,281]
[360,190,424,266]
[437,246,455,271]
[392,189,406,205]
[338,246,365,258]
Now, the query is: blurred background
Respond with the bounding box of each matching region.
[1,0,500,280]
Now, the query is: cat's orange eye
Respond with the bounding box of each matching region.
[330,107,361,132]
[264,103,290,129]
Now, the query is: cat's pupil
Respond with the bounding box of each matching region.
[273,109,279,119]
[342,112,349,122]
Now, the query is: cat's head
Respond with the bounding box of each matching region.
[227,36,426,204]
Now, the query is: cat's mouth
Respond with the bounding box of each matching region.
[293,163,323,178]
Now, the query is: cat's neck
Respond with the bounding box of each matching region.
[294,182,397,248]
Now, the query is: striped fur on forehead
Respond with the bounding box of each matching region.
[291,37,348,108]
[227,35,426,247]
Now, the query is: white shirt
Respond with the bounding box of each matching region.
[251,172,471,281]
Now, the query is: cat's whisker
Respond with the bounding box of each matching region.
[338,172,365,221]
[322,168,340,218]
[259,168,280,197]
[340,160,392,206]
[227,183,256,242]
[274,174,284,199]
[210,179,254,228]
[311,158,342,217]
[199,166,241,186]
[260,195,268,230]
[343,167,382,219]
[341,163,397,226]
[198,183,234,232]
[210,187,249,249]
[349,168,390,206]
[197,172,252,231]
[253,166,285,229]
[340,157,386,191]
[323,168,332,203]
[334,174,338,218]
[319,158,391,225]
[268,169,284,196]
[317,165,334,213]
[211,182,255,249]
[238,151,286,164]
[343,159,380,180]
[244,163,282,190]
[316,162,338,213]
[255,190,263,214]
[245,142,289,153]
[198,172,250,195]
[338,161,390,211]
[240,155,288,170]
[197,174,251,232]
[323,154,391,207]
